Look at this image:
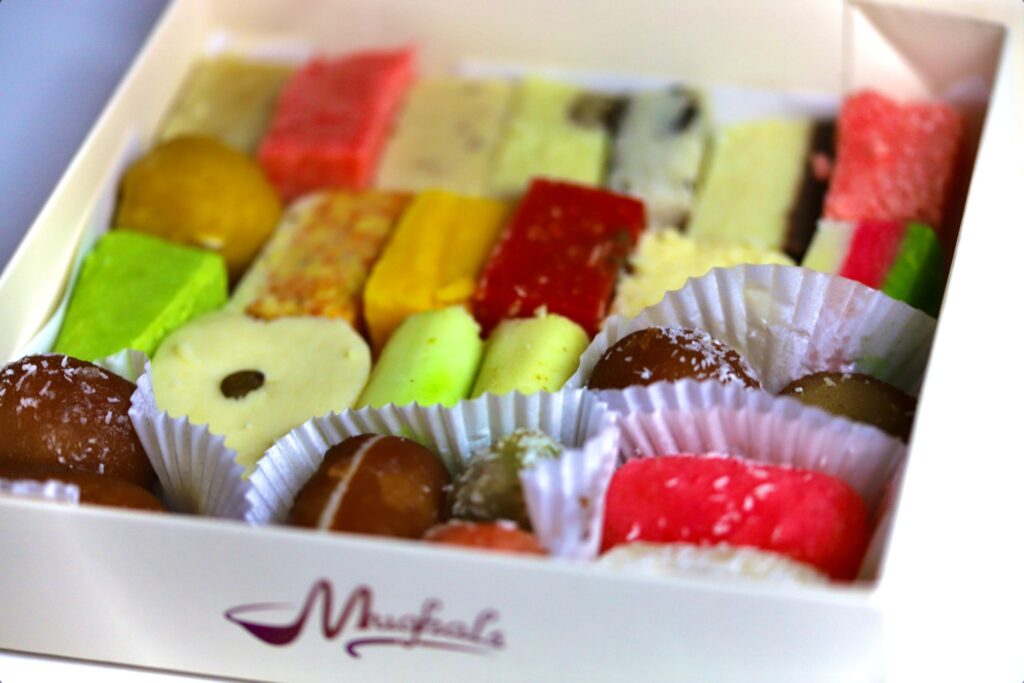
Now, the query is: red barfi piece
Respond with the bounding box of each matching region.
[601,455,870,580]
[473,178,645,337]
[258,48,415,200]
[824,90,963,229]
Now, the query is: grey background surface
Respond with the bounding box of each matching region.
[0,0,169,272]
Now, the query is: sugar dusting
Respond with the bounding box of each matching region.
[0,354,138,470]
[601,326,760,387]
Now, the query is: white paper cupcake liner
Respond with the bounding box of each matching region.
[520,424,619,559]
[0,478,81,505]
[609,381,907,579]
[614,382,906,511]
[129,363,250,519]
[246,389,618,559]
[567,264,937,395]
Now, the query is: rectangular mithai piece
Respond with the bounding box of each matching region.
[0,1,1020,682]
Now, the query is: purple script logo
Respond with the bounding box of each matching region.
[224,579,505,658]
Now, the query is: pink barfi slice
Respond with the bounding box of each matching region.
[258,48,415,200]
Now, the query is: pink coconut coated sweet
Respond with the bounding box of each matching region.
[601,455,870,581]
[258,48,415,200]
[823,90,963,229]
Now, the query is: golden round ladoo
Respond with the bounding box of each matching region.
[115,135,282,281]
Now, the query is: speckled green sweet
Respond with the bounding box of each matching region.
[53,231,228,360]
[470,313,588,398]
[450,429,564,528]
[881,222,943,316]
[355,306,483,408]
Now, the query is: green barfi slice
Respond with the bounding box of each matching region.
[53,230,228,360]
[881,222,943,317]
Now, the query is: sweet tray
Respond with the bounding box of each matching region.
[0,0,1021,680]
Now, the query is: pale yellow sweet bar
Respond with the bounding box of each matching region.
[158,56,294,154]
[612,231,793,318]
[488,77,611,198]
[801,219,853,273]
[363,190,509,351]
[470,313,589,397]
[688,118,814,250]
[376,78,514,195]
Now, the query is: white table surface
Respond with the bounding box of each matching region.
[0,3,232,679]
[0,650,229,682]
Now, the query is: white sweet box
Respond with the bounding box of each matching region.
[1,1,1022,681]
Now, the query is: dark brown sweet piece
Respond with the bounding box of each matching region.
[0,354,154,487]
[586,327,761,391]
[0,462,165,512]
[220,369,265,399]
[669,95,699,133]
[424,521,547,556]
[780,371,916,441]
[289,434,450,539]
[783,119,835,262]
[569,93,626,132]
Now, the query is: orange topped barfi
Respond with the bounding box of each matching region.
[230,191,410,325]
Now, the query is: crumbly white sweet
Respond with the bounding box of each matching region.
[612,231,792,318]
[598,542,827,584]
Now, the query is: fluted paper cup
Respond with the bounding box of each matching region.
[129,363,250,519]
[246,389,617,559]
[614,381,905,510]
[520,424,619,559]
[610,381,907,579]
[567,264,937,395]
